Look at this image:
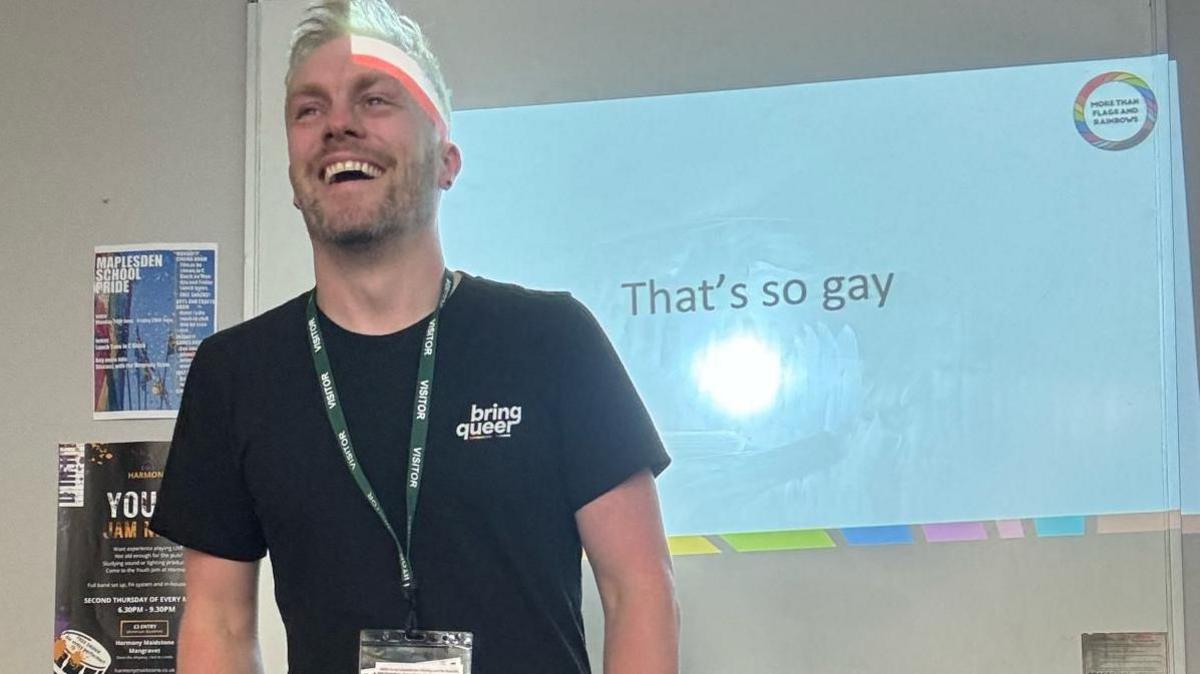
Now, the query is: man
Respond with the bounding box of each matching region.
[150,1,679,673]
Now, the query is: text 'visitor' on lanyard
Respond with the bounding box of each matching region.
[305,270,453,628]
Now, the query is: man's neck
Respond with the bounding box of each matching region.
[311,227,448,335]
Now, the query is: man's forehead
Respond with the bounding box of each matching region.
[288,37,369,91]
[286,33,450,137]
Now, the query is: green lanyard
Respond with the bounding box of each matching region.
[305,270,453,627]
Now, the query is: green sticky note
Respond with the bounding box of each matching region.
[721,530,836,552]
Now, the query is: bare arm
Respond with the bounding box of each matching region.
[577,469,680,674]
[177,548,264,674]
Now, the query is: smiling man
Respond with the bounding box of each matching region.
[150,1,678,673]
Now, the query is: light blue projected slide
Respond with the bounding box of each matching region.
[440,55,1190,535]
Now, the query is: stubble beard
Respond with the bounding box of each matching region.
[295,145,439,250]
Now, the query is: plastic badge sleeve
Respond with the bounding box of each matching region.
[359,629,474,674]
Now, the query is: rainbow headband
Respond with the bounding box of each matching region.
[350,34,450,139]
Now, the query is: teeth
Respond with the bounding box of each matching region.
[322,160,383,184]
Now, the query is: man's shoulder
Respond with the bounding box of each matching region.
[458,273,588,324]
[453,274,614,364]
[198,292,309,361]
[460,273,570,303]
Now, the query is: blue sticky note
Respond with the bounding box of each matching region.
[842,525,914,546]
[1033,516,1087,537]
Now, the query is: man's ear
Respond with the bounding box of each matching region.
[439,140,462,190]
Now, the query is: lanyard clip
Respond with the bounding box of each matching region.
[403,587,420,635]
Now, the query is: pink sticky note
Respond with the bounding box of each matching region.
[996,519,1025,539]
[922,521,988,542]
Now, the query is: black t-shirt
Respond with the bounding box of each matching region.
[151,274,669,674]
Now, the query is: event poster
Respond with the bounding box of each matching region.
[54,442,182,674]
[1082,633,1168,674]
[94,244,217,420]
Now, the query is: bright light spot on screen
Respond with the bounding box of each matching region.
[692,333,782,416]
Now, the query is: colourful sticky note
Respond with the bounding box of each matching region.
[667,536,721,556]
[922,521,988,542]
[995,519,1026,539]
[1034,516,1086,537]
[720,530,836,552]
[842,525,914,546]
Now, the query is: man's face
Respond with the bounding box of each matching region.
[285,36,452,248]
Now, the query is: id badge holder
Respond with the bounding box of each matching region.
[359,629,473,673]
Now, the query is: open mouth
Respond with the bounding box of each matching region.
[320,160,384,185]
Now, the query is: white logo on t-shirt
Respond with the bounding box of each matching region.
[455,403,523,441]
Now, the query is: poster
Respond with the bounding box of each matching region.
[93,244,217,420]
[54,442,182,674]
[1081,633,1168,674]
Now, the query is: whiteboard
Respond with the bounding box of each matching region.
[243,3,1190,674]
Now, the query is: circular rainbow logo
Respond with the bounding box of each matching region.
[1074,71,1157,151]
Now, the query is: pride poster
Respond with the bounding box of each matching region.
[93,244,217,420]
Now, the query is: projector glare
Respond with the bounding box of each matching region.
[693,333,783,417]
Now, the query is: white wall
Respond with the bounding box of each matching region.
[1166,0,1200,669]
[0,1,246,670]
